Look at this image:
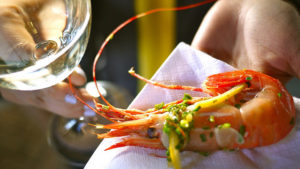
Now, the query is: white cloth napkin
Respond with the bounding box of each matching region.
[84,42,300,169]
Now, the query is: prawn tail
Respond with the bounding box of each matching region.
[204,70,257,95]
[105,137,165,151]
[205,70,249,88]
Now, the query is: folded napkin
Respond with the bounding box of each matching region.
[85,42,300,169]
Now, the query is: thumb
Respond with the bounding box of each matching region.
[68,66,87,87]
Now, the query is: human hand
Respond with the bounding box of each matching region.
[0,67,94,118]
[0,0,93,118]
[191,0,300,83]
[0,0,65,63]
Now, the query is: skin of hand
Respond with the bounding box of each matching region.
[191,0,300,83]
[0,67,94,118]
[0,0,93,118]
[0,0,66,62]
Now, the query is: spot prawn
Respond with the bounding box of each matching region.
[67,1,296,169]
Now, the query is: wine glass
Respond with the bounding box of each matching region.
[0,0,91,90]
[0,0,95,167]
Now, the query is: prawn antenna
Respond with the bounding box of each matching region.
[128,67,204,92]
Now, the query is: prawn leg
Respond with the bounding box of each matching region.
[105,137,165,151]
[97,127,144,139]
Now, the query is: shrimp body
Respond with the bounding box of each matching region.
[93,70,295,153]
[202,70,295,149]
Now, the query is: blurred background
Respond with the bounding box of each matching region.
[0,0,299,169]
[81,0,215,96]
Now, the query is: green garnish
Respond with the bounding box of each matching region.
[290,117,295,125]
[239,125,246,136]
[235,104,241,109]
[155,102,165,110]
[182,93,192,100]
[209,132,214,138]
[169,115,179,123]
[277,92,282,98]
[163,123,171,134]
[175,127,182,137]
[194,105,201,111]
[218,123,231,129]
[199,151,210,156]
[166,149,170,160]
[164,95,196,169]
[200,134,207,142]
[245,76,252,81]
[202,126,210,130]
[237,135,244,144]
[163,83,246,168]
[102,105,109,110]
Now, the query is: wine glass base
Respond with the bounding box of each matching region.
[47,115,101,167]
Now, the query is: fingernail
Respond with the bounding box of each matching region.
[83,101,94,109]
[74,67,86,78]
[65,94,77,104]
[71,67,87,86]
[84,101,96,117]
[84,109,96,117]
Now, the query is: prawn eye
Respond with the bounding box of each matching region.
[147,127,158,138]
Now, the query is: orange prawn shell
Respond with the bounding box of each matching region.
[203,70,295,149]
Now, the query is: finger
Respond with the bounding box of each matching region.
[0,82,94,118]
[0,5,35,63]
[36,0,66,43]
[44,82,96,118]
[190,0,241,64]
[42,82,89,118]
[69,66,87,87]
[0,88,35,107]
